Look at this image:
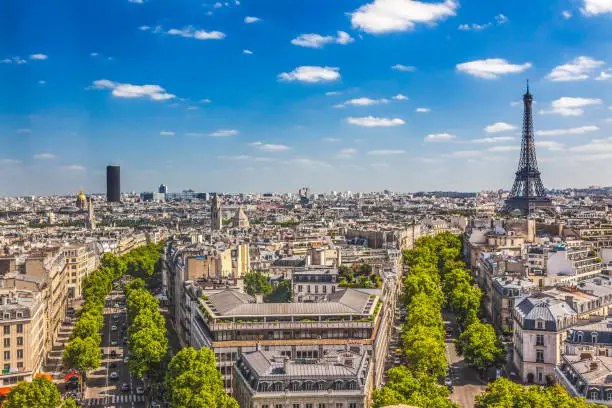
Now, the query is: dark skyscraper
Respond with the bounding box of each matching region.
[158,184,168,194]
[106,165,121,202]
[505,83,551,215]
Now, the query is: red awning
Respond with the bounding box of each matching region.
[64,372,81,382]
[0,387,11,397]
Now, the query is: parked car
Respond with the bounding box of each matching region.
[110,372,119,380]
[136,386,145,395]
[444,377,453,387]
[124,356,129,363]
[111,340,118,346]
[121,383,130,392]
[111,325,117,331]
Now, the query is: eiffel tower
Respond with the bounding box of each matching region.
[504,82,551,215]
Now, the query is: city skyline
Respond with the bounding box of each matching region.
[2,0,612,196]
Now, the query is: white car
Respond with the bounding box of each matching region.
[136,386,145,395]
[111,325,117,331]
[111,340,117,346]
[110,372,119,380]
[444,377,453,387]
[124,356,129,364]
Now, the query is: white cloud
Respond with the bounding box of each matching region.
[278,66,340,83]
[243,49,253,55]
[335,148,357,159]
[38,80,46,85]
[139,26,150,31]
[88,79,176,101]
[160,131,175,136]
[210,129,239,137]
[29,53,48,60]
[458,22,492,31]
[546,56,604,81]
[323,137,341,142]
[425,133,455,142]
[290,158,331,167]
[415,107,430,113]
[167,26,226,40]
[325,91,342,96]
[536,141,565,151]
[535,125,599,136]
[15,129,31,133]
[596,71,612,81]
[2,56,27,64]
[339,97,389,107]
[495,14,508,24]
[251,142,290,152]
[244,16,261,23]
[0,159,21,165]
[391,64,415,71]
[367,149,406,155]
[346,116,405,127]
[392,93,408,100]
[562,10,573,19]
[456,58,532,79]
[470,136,514,143]
[539,97,602,116]
[213,2,223,7]
[200,98,212,103]
[488,145,519,152]
[90,52,100,57]
[66,165,86,171]
[570,138,612,153]
[350,0,458,34]
[187,106,199,110]
[128,0,144,3]
[291,31,354,48]
[33,153,55,159]
[581,0,612,15]
[484,122,516,133]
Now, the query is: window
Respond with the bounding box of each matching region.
[3,364,8,371]
[318,405,327,408]
[262,405,269,408]
[536,350,544,363]
[349,404,357,408]
[306,405,313,408]
[16,313,22,319]
[335,404,344,408]
[16,324,22,334]
[3,339,9,347]
[298,285,303,293]
[293,405,300,408]
[2,326,9,335]
[593,333,598,344]
[536,335,544,346]
[16,362,22,369]
[274,405,282,408]
[314,286,318,294]
[323,286,327,293]
[591,390,599,400]
[16,350,22,359]
[536,321,543,329]
[4,351,9,360]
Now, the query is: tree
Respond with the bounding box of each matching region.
[3,376,61,408]
[71,311,102,340]
[403,325,448,378]
[475,378,605,407]
[456,321,504,371]
[128,325,168,378]
[126,289,159,320]
[372,366,457,408]
[61,398,78,408]
[243,272,272,297]
[448,281,482,328]
[62,336,101,373]
[165,347,239,408]
[405,293,444,332]
[125,277,146,297]
[264,280,292,303]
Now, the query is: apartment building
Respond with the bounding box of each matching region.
[63,244,97,299]
[556,319,612,406]
[292,267,339,302]
[234,348,370,408]
[0,289,45,386]
[181,286,382,394]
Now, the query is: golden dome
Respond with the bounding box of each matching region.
[78,189,86,199]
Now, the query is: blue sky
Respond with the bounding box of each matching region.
[1,0,612,195]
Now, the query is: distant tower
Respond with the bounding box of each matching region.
[504,82,551,215]
[158,184,168,194]
[76,189,87,210]
[87,197,96,230]
[106,165,121,202]
[211,194,222,230]
[233,207,250,228]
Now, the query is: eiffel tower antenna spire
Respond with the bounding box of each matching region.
[504,84,551,215]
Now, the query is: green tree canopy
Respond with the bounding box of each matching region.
[71,311,102,340]
[243,272,272,297]
[165,347,239,408]
[3,377,61,408]
[475,378,605,408]
[62,336,101,372]
[456,321,504,371]
[264,280,292,303]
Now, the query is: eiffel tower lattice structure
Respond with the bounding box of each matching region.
[504,82,552,215]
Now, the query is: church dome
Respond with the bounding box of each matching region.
[76,189,88,210]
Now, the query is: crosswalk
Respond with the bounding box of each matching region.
[84,394,145,406]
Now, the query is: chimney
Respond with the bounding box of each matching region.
[255,293,263,304]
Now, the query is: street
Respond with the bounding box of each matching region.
[82,288,146,408]
[443,310,487,408]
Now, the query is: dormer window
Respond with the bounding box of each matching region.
[536,320,544,329]
[593,333,598,344]
[3,314,9,320]
[577,332,583,343]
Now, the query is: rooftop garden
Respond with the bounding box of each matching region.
[338,264,382,288]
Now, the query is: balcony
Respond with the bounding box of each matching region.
[209,320,376,331]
